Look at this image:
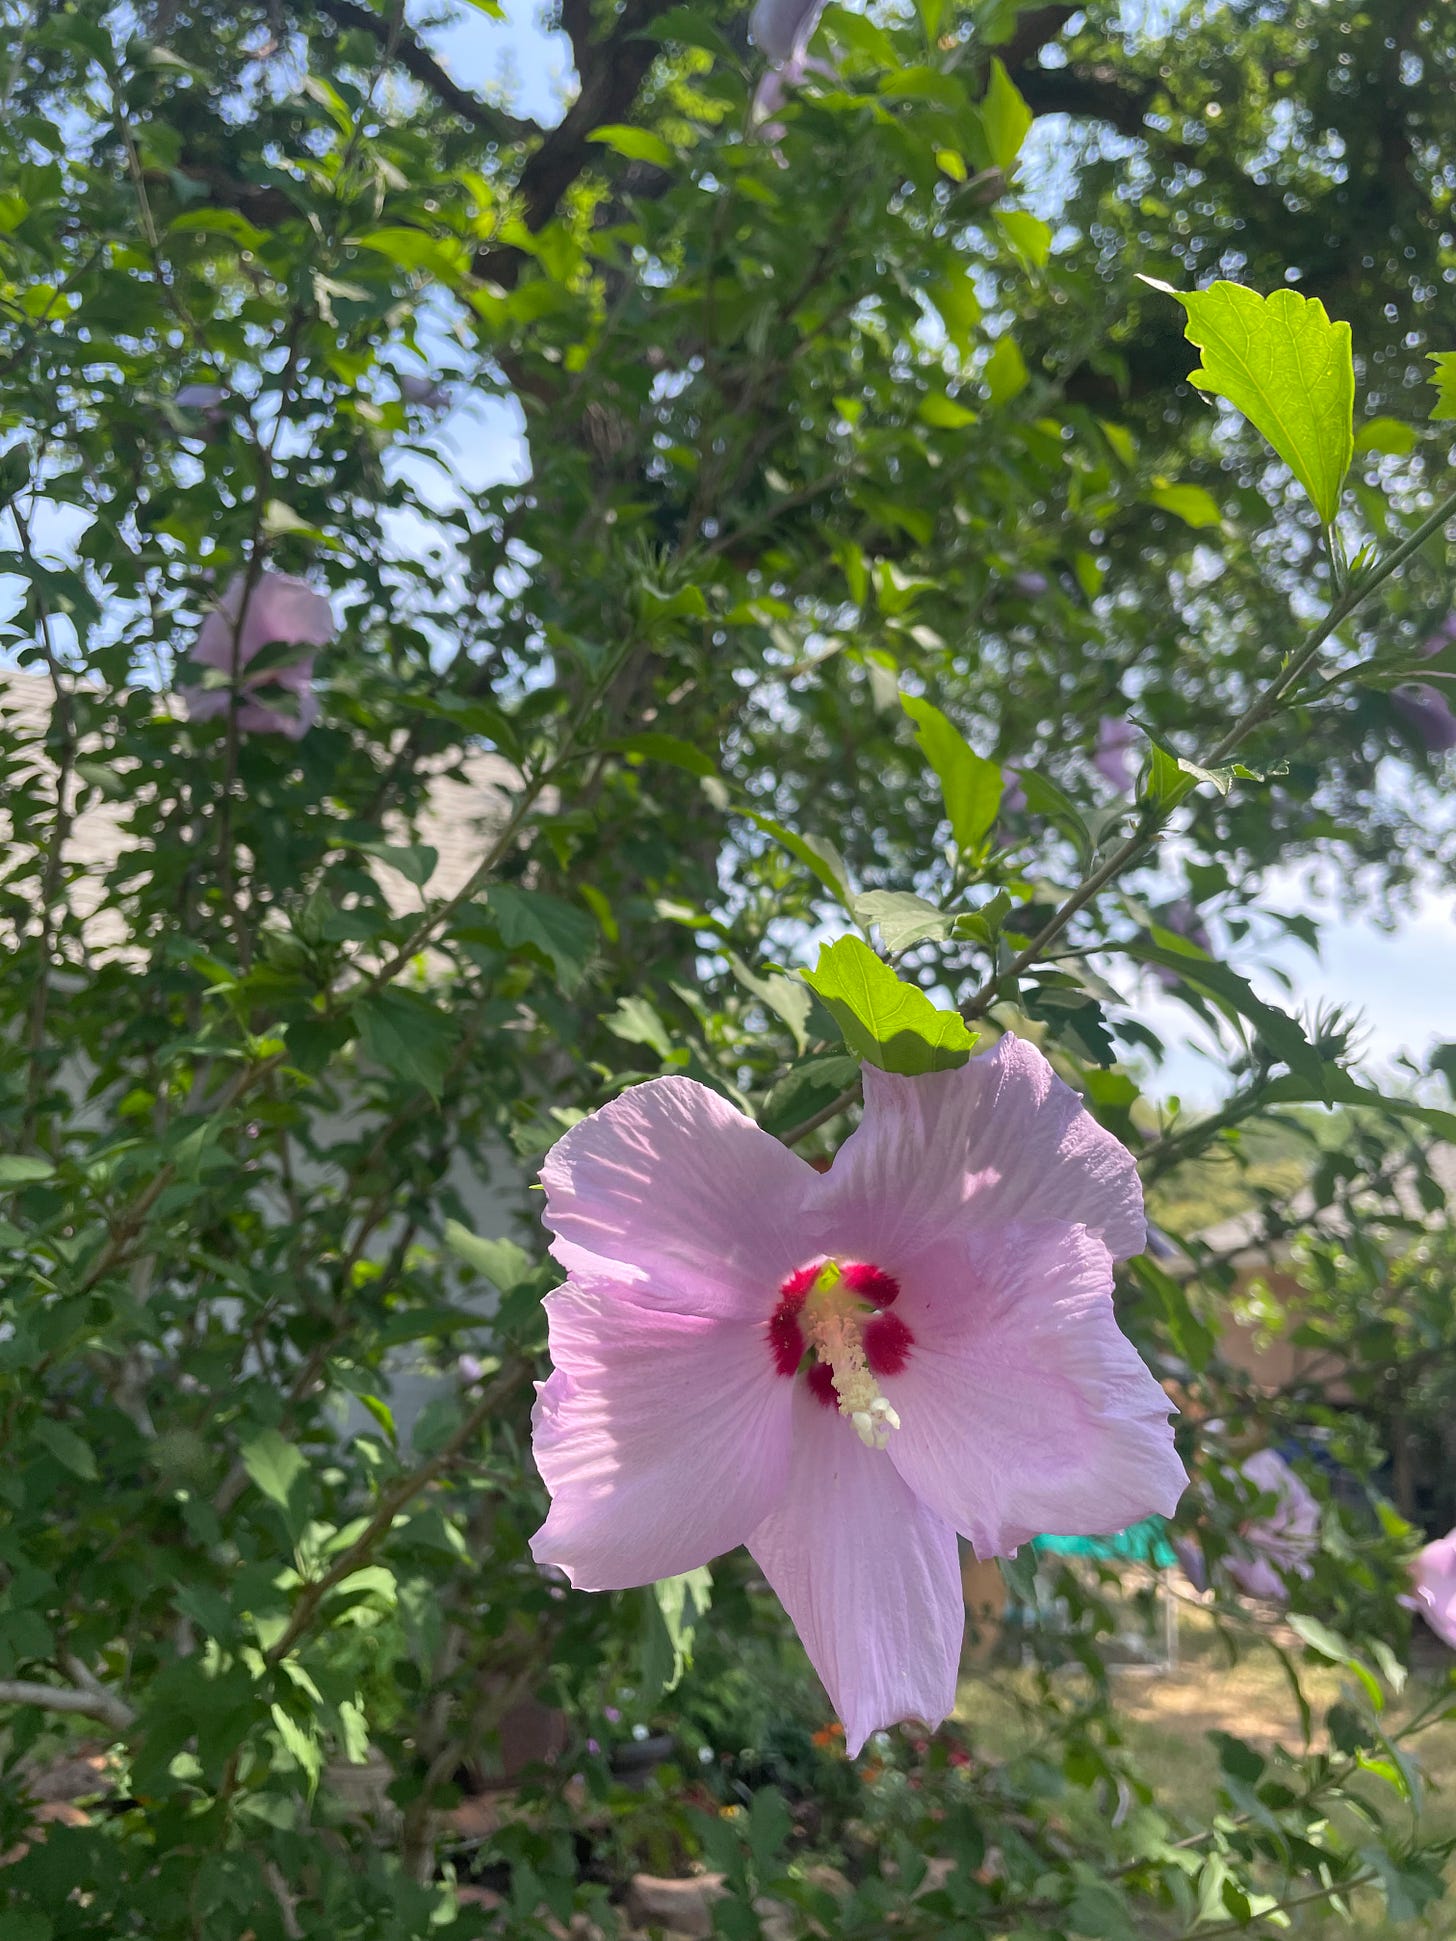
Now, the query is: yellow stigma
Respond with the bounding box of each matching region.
[802,1261,901,1450]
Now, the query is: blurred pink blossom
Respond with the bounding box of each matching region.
[1391,621,1456,753]
[180,570,334,741]
[1093,715,1139,792]
[1176,1448,1319,1601]
[749,0,837,141]
[529,1036,1184,1752]
[1408,1529,1456,1648]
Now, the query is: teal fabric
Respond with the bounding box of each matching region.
[1032,1516,1177,1568]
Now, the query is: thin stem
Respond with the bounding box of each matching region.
[261,1360,526,1669]
[1193,1868,1377,1939]
[959,478,1456,1020]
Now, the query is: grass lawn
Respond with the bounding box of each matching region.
[957,1597,1456,1936]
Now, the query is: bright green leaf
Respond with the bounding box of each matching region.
[802,935,977,1074]
[901,692,1003,852]
[443,1220,533,1293]
[588,124,675,169]
[978,58,1033,172]
[240,1429,306,1513]
[852,889,953,954]
[1428,352,1456,421]
[1149,482,1223,528]
[604,995,676,1062]
[984,334,1029,405]
[0,1154,55,1186]
[1150,278,1355,523]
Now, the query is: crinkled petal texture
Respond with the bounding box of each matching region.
[879,1222,1185,1557]
[540,1076,817,1318]
[1410,1531,1456,1650]
[531,1280,794,1590]
[807,1037,1145,1268]
[746,1386,962,1756]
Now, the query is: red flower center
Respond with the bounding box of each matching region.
[767,1258,916,1421]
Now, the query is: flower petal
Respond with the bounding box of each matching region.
[808,1035,1145,1267]
[882,1222,1185,1556]
[541,1077,817,1319]
[1411,1530,1456,1650]
[530,1279,794,1590]
[746,1386,963,1756]
[749,0,825,62]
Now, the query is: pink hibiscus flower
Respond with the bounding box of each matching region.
[180,570,334,740]
[1175,1447,1319,1601]
[529,1034,1186,1752]
[1408,1529,1456,1649]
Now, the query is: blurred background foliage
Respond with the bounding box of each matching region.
[1,0,1455,1934]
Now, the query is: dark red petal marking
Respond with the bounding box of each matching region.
[777,1262,819,1304]
[864,1312,914,1377]
[806,1363,838,1408]
[842,1261,900,1307]
[767,1302,806,1376]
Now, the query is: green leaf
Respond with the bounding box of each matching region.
[1148,481,1223,528]
[443,1220,533,1294]
[744,811,852,909]
[1354,415,1418,455]
[926,271,981,354]
[901,692,1003,853]
[350,226,471,280]
[1427,352,1456,421]
[613,731,718,778]
[1260,1067,1456,1143]
[802,936,977,1075]
[728,954,813,1053]
[0,1154,55,1186]
[1125,939,1322,1082]
[604,995,676,1062]
[852,889,953,954]
[757,1052,860,1137]
[978,58,1032,172]
[352,987,453,1098]
[1149,278,1354,524]
[917,391,978,430]
[484,884,596,993]
[354,841,439,888]
[997,208,1052,267]
[984,334,1029,405]
[33,1417,98,1480]
[641,1565,712,1696]
[1140,739,1197,810]
[587,123,675,169]
[240,1429,306,1513]
[1286,1612,1351,1663]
